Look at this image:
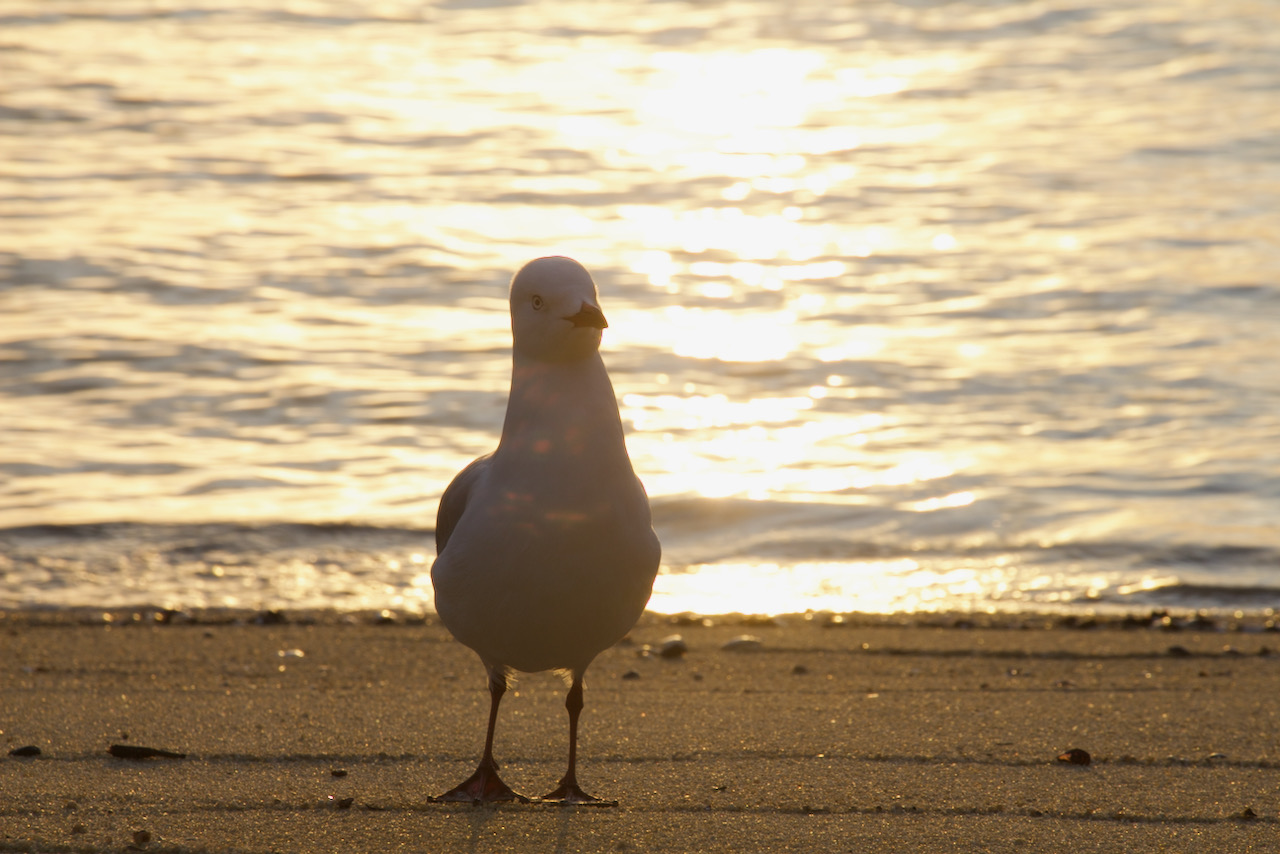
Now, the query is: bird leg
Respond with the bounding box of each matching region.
[540,673,617,806]
[432,666,529,804]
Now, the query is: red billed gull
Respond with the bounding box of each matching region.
[430,256,662,805]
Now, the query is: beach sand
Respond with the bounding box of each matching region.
[2,609,1278,852]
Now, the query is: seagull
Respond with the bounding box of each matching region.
[430,256,661,805]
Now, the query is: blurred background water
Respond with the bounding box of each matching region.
[2,0,1278,615]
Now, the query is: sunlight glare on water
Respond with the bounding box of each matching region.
[2,0,1279,615]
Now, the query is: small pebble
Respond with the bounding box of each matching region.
[331,768,348,778]
[791,664,809,675]
[721,635,763,652]
[9,745,41,757]
[654,635,687,658]
[620,669,641,680]
[638,636,687,658]
[133,830,152,846]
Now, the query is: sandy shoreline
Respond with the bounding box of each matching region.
[3,609,1278,852]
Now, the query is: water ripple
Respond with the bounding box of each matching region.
[1,0,1278,613]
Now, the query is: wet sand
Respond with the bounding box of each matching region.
[2,609,1278,852]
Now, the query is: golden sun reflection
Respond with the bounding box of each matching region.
[648,553,1085,616]
[903,491,977,512]
[637,49,824,137]
[631,48,910,153]
[624,393,821,432]
[652,306,799,361]
[620,206,842,263]
[607,46,933,285]
[648,560,924,616]
[622,371,966,500]
[5,0,1275,621]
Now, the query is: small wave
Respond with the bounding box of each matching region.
[1100,582,1280,611]
[5,520,1275,615]
[0,522,436,612]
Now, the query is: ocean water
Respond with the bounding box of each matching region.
[2,0,1278,615]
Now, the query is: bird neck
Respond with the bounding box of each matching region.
[496,353,628,466]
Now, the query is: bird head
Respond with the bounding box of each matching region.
[509,256,609,363]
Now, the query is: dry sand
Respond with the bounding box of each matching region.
[2,609,1278,852]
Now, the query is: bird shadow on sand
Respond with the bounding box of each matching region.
[452,798,619,854]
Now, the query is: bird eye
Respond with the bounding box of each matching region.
[531,295,544,310]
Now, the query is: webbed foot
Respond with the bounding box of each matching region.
[431,758,530,804]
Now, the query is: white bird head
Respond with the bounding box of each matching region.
[509,256,609,363]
